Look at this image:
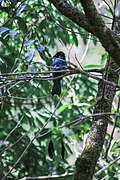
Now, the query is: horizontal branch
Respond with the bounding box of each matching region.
[0,68,103,77]
[0,69,119,89]
[59,112,118,128]
[21,173,74,180]
[95,155,120,176]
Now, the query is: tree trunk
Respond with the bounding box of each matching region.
[74,62,118,180]
[74,7,119,180]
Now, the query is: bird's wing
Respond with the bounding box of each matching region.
[52,58,66,67]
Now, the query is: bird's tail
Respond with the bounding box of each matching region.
[52,80,61,96]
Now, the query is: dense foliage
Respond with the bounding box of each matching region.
[0,0,119,179]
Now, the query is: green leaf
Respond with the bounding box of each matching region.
[117,78,120,86]
[83,64,101,69]
[72,32,78,46]
[38,131,52,140]
[0,57,4,64]
[57,103,71,114]
[0,37,13,52]
[101,52,108,64]
[16,17,28,32]
[53,127,63,137]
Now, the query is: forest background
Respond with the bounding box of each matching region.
[0,0,120,180]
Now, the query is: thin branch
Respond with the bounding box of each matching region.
[104,97,120,159]
[100,14,113,20]
[0,95,49,100]
[10,81,30,96]
[10,35,27,73]
[80,33,91,63]
[103,0,113,15]
[95,155,120,176]
[59,112,118,128]
[3,115,24,143]
[0,69,119,91]
[0,127,33,155]
[20,173,74,180]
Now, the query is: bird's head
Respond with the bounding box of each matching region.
[53,51,65,60]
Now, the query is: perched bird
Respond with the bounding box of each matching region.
[52,51,67,96]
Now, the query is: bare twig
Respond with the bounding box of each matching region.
[3,115,24,143]
[80,33,91,63]
[103,0,113,15]
[0,68,119,89]
[59,112,118,128]
[95,155,120,176]
[104,97,120,159]
[0,127,33,155]
[20,172,74,180]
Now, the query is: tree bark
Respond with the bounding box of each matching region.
[74,1,119,180]
[74,61,119,180]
